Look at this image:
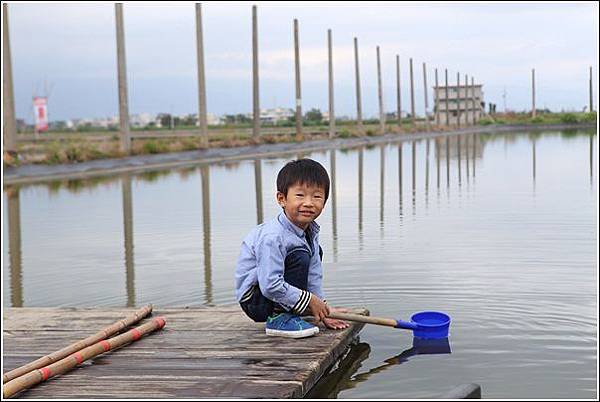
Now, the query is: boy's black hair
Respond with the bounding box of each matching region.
[277,158,330,201]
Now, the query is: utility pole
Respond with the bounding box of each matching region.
[376,46,385,135]
[3,3,17,154]
[115,3,131,153]
[409,58,415,125]
[252,5,260,138]
[589,66,594,112]
[195,3,208,147]
[328,29,335,138]
[396,55,402,128]
[531,68,536,118]
[423,62,430,129]
[354,37,364,134]
[434,68,439,125]
[294,19,303,140]
[444,69,449,126]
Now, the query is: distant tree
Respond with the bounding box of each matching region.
[158,113,172,128]
[304,108,323,122]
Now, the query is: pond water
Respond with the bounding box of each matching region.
[3,130,597,399]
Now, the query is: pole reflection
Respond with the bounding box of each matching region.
[412,140,416,214]
[457,135,462,186]
[446,136,450,188]
[201,165,213,306]
[425,139,430,209]
[590,134,594,187]
[121,174,135,307]
[380,145,385,234]
[358,147,364,251]
[330,149,338,262]
[398,142,403,219]
[254,159,263,224]
[465,134,470,183]
[7,186,23,308]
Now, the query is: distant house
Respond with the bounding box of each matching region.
[433,84,484,125]
[259,108,294,124]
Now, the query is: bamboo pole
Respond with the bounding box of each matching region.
[2,304,153,384]
[3,316,166,398]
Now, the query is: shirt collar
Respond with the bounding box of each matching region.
[278,210,320,238]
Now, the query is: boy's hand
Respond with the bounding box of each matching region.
[323,306,350,330]
[308,294,330,324]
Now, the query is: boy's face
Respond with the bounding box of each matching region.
[277,182,326,230]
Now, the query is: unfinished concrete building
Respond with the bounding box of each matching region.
[433,84,484,125]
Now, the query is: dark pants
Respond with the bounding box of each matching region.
[240,249,311,322]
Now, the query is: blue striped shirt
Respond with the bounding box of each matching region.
[235,211,325,315]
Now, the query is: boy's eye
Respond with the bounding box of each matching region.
[296,193,304,197]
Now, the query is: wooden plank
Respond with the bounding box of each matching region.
[3,306,366,398]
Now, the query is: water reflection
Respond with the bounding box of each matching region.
[380,145,385,232]
[122,174,135,307]
[358,147,364,250]
[330,149,338,262]
[254,159,263,224]
[2,130,594,311]
[398,142,403,219]
[201,165,212,306]
[7,186,23,308]
[309,337,451,398]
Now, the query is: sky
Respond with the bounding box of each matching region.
[5,1,599,122]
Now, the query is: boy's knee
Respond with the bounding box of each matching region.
[285,249,311,271]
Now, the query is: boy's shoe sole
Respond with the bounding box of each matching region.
[266,326,319,339]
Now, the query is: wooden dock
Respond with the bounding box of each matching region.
[3,306,366,398]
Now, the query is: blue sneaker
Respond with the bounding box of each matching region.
[265,313,319,338]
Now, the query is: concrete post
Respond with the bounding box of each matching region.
[471,77,476,123]
[115,4,131,153]
[423,62,430,129]
[396,55,402,128]
[445,69,449,126]
[328,29,335,138]
[589,66,594,112]
[354,37,364,134]
[376,46,385,135]
[465,74,469,125]
[409,58,415,125]
[434,68,439,125]
[252,5,260,138]
[456,72,461,128]
[3,4,17,154]
[195,4,209,147]
[294,19,303,140]
[531,68,536,118]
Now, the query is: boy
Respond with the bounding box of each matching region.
[235,158,349,338]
